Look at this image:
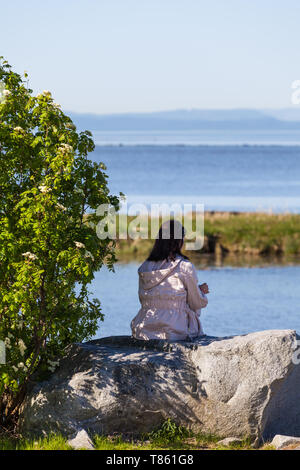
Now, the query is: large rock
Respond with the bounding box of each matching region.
[20,329,300,443]
[270,434,300,450]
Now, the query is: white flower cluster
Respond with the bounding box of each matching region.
[56,203,67,211]
[74,243,95,260]
[36,90,51,99]
[47,359,60,373]
[18,339,27,356]
[59,143,73,154]
[11,358,28,373]
[85,250,95,262]
[3,89,11,97]
[17,362,28,372]
[14,126,24,132]
[5,335,27,357]
[53,102,61,109]
[22,252,38,260]
[38,185,51,193]
[65,122,76,130]
[74,241,85,249]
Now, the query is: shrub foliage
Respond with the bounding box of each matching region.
[0,57,119,427]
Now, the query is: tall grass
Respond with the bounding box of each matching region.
[115,212,300,261]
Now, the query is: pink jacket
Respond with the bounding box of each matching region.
[131,255,208,341]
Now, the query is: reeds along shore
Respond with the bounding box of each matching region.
[114,211,300,264]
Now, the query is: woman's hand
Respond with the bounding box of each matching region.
[199,283,209,294]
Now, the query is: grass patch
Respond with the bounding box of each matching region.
[115,211,300,262]
[0,433,72,450]
[0,420,274,450]
[148,418,190,443]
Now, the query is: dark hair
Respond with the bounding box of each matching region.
[147,220,189,262]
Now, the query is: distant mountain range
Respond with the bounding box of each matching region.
[68,108,300,131]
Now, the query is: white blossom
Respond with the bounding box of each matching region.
[38,185,51,194]
[14,126,24,132]
[3,89,11,97]
[47,358,59,373]
[59,143,73,154]
[65,122,76,130]
[18,339,27,356]
[74,241,85,249]
[4,338,11,349]
[42,90,51,96]
[56,203,67,211]
[48,359,60,367]
[22,252,38,260]
[84,250,95,262]
[53,102,61,109]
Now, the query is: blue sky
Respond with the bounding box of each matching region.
[1,0,300,113]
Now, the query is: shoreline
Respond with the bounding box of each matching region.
[115,211,300,265]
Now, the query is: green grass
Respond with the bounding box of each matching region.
[202,212,300,255]
[0,420,274,450]
[0,433,73,450]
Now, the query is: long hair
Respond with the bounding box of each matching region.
[147,220,189,262]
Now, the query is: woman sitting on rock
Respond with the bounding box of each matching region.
[131,220,209,341]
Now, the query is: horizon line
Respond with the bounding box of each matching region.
[66,106,300,117]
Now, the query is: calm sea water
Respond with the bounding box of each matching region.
[92,143,300,213]
[92,263,300,338]
[88,136,300,337]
